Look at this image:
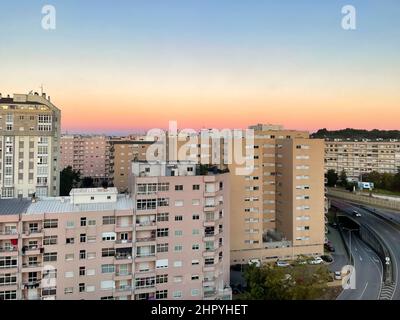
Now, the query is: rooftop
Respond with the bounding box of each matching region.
[0,194,133,216]
[0,199,31,215]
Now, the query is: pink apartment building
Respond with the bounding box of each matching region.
[0,163,231,300]
[60,135,110,183]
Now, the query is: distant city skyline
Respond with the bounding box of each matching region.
[1,0,399,134]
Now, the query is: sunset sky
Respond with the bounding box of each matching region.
[1,0,399,134]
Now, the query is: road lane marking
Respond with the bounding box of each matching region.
[359,255,363,261]
[359,282,369,300]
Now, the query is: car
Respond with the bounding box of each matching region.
[321,255,333,263]
[334,271,342,280]
[353,210,362,217]
[324,243,335,252]
[309,257,324,265]
[276,261,290,267]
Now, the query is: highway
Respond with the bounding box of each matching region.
[331,198,400,299]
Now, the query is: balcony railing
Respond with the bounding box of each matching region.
[0,230,18,236]
[115,254,132,260]
[0,246,18,253]
[136,221,156,227]
[22,229,42,235]
[22,263,43,268]
[204,290,217,298]
[115,271,132,276]
[115,240,133,244]
[136,237,156,243]
[116,285,132,292]
[136,252,156,258]
[116,224,133,228]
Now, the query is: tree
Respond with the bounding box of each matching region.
[239,262,330,300]
[81,176,94,188]
[60,166,81,196]
[326,169,338,187]
[339,170,348,187]
[392,169,400,192]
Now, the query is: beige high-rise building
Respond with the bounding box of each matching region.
[228,124,325,264]
[324,140,400,180]
[108,140,155,192]
[0,93,61,199]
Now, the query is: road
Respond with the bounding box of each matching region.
[336,232,382,300]
[332,198,400,299]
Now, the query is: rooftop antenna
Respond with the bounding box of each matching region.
[40,84,44,96]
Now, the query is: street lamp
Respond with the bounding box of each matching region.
[342,227,358,265]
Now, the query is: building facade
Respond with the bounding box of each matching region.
[228,124,325,264]
[60,135,110,184]
[324,140,400,180]
[0,93,61,199]
[0,164,231,300]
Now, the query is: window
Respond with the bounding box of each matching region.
[192,229,200,235]
[79,267,86,276]
[64,287,73,294]
[191,260,200,266]
[102,232,116,242]
[80,234,86,243]
[156,290,168,299]
[174,245,183,252]
[102,216,115,225]
[192,199,200,206]
[173,261,182,267]
[174,276,182,283]
[157,198,169,207]
[44,219,58,229]
[101,248,115,257]
[0,290,17,300]
[175,185,183,191]
[191,289,200,296]
[192,184,200,190]
[65,271,74,278]
[192,214,200,220]
[174,200,184,207]
[192,244,200,251]
[174,215,183,221]
[101,264,115,274]
[80,217,87,227]
[87,236,96,243]
[65,254,74,261]
[205,258,214,265]
[43,252,57,262]
[87,252,96,260]
[0,274,17,286]
[43,236,57,246]
[66,238,74,244]
[157,243,169,253]
[79,283,85,293]
[66,221,75,229]
[173,291,182,299]
[174,230,183,237]
[88,219,96,226]
[157,228,169,237]
[79,250,86,260]
[156,259,168,269]
[156,274,168,284]
[157,213,169,222]
[191,275,199,280]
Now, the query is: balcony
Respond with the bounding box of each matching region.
[203,264,216,272]
[135,252,156,262]
[135,221,157,231]
[116,285,132,293]
[0,246,18,256]
[114,272,132,281]
[22,229,43,238]
[203,290,217,299]
[115,240,133,249]
[203,233,216,242]
[115,224,133,232]
[136,237,156,246]
[203,277,216,285]
[22,245,43,256]
[0,230,18,240]
[22,263,43,272]
[204,205,216,212]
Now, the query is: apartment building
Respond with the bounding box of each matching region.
[0,163,231,300]
[129,161,231,300]
[60,135,110,184]
[0,92,61,199]
[108,140,155,192]
[228,124,325,264]
[324,140,400,180]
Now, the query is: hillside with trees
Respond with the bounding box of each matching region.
[312,128,400,141]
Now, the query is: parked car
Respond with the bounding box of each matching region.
[324,243,335,252]
[309,257,324,265]
[276,260,290,267]
[334,271,342,280]
[321,255,333,263]
[353,210,362,217]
